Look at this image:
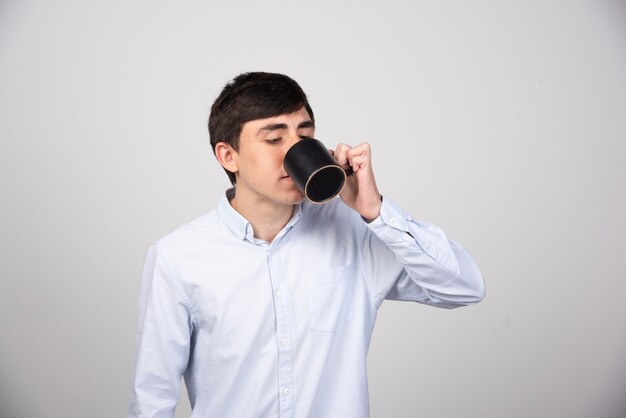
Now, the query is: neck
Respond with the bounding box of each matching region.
[230,191,294,244]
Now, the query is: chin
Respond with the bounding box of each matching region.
[281,190,305,205]
[292,195,306,204]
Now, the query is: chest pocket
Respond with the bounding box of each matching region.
[306,263,356,333]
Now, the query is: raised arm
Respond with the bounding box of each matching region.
[332,141,484,309]
[363,196,485,309]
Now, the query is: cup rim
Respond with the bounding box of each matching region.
[304,164,347,204]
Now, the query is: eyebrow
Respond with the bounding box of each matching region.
[258,120,315,133]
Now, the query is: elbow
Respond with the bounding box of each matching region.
[458,274,486,307]
[427,278,485,309]
[468,275,486,304]
[441,273,486,309]
[451,243,486,305]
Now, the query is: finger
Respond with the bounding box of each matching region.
[346,145,370,169]
[346,143,371,159]
[334,143,351,167]
[349,155,368,173]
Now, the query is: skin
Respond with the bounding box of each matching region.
[215,106,382,243]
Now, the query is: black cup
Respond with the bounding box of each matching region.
[283,138,348,204]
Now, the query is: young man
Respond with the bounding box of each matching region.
[128,72,485,418]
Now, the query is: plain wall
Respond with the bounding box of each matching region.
[1,1,625,417]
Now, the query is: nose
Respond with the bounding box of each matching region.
[284,132,303,151]
[282,133,305,166]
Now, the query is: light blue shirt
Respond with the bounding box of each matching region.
[128,191,484,418]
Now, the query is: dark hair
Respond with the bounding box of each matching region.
[208,72,315,185]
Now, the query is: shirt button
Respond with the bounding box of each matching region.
[280,386,290,396]
[276,290,285,298]
[280,337,290,346]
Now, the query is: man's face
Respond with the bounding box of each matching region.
[233,106,315,206]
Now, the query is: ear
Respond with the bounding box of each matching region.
[214,142,239,175]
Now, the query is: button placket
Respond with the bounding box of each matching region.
[267,246,295,417]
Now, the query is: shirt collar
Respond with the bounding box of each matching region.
[216,188,303,242]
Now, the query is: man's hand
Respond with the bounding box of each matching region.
[331,142,382,222]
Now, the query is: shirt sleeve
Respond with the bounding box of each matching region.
[128,242,195,418]
[362,196,485,309]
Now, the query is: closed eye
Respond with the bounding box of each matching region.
[265,138,281,145]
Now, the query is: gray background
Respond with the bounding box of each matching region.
[1,1,625,417]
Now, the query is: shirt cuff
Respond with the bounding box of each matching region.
[365,195,410,234]
[366,195,461,275]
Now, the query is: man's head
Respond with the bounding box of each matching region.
[208,72,315,185]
